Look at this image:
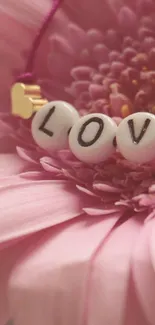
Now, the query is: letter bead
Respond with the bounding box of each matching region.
[69,113,117,164]
[116,112,155,163]
[31,101,79,152]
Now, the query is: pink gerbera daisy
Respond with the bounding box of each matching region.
[1,0,155,324]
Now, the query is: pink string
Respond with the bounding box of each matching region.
[17,0,63,83]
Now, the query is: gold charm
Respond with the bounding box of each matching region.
[11,83,48,119]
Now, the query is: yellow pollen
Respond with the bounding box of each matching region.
[142,66,148,71]
[121,104,131,118]
[132,80,138,85]
[151,106,155,114]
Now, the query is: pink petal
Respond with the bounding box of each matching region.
[124,273,149,325]
[47,35,75,80]
[9,214,120,325]
[0,179,91,248]
[93,181,121,193]
[40,160,60,174]
[0,154,31,177]
[40,156,61,169]
[87,216,142,325]
[0,119,13,136]
[67,23,87,52]
[149,218,155,273]
[19,171,47,180]
[118,6,137,31]
[71,66,95,81]
[0,236,38,324]
[0,175,27,189]
[108,0,124,13]
[132,218,155,325]
[62,0,118,29]
[76,185,98,197]
[0,136,17,153]
[83,207,122,216]
[16,147,40,165]
[149,184,155,193]
[133,194,155,206]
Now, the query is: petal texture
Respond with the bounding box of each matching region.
[86,216,142,325]
[132,219,155,325]
[9,214,121,325]
[0,179,92,248]
[0,154,31,177]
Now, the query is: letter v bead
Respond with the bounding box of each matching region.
[127,118,151,144]
[116,112,155,163]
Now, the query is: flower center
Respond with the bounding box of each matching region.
[67,7,155,118]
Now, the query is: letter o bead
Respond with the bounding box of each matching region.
[31,101,79,152]
[116,112,155,163]
[69,113,117,164]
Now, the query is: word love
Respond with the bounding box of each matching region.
[31,101,155,164]
[31,101,117,162]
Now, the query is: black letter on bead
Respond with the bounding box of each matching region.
[39,106,55,137]
[128,118,151,144]
[113,136,117,148]
[78,117,104,147]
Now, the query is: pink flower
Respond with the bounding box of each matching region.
[1,0,155,324]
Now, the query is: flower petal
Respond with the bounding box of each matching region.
[9,214,120,325]
[132,218,155,325]
[16,147,40,164]
[87,216,142,325]
[83,206,122,216]
[148,218,155,273]
[62,0,118,29]
[0,236,38,324]
[93,181,121,193]
[0,179,92,248]
[0,154,31,177]
[124,272,150,325]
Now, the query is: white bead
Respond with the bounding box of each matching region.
[69,113,117,164]
[116,112,155,163]
[31,101,79,152]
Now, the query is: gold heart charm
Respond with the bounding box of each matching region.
[11,83,48,119]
